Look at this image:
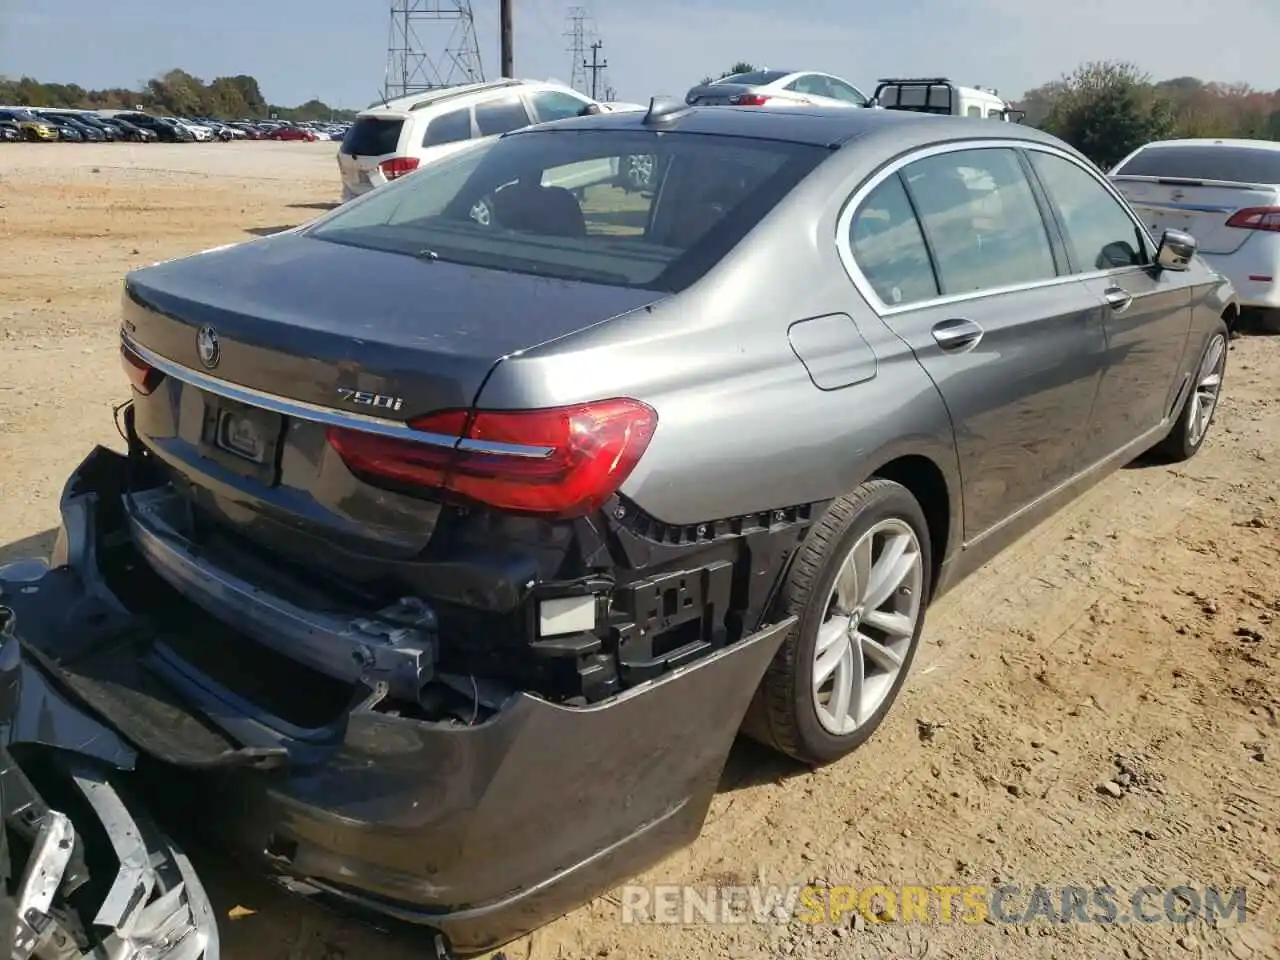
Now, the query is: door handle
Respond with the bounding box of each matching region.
[1103,286,1133,313]
[931,318,984,351]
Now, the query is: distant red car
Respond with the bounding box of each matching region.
[270,126,317,142]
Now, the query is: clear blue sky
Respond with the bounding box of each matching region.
[2,0,1278,109]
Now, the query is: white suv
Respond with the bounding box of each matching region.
[338,78,604,201]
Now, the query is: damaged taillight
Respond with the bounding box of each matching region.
[120,342,164,395]
[326,399,657,519]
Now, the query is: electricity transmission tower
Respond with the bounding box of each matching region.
[564,7,590,96]
[384,0,484,100]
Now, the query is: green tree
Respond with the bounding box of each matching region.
[1040,61,1174,168]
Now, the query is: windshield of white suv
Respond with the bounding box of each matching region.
[308,128,828,292]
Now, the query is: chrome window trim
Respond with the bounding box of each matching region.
[835,138,1160,317]
[121,333,555,459]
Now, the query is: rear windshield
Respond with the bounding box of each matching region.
[307,128,828,293]
[1112,145,1280,184]
[717,70,792,86]
[876,84,954,113]
[342,117,405,156]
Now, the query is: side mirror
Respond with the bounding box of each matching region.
[1156,228,1196,271]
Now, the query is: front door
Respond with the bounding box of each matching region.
[843,145,1110,541]
[1024,149,1194,460]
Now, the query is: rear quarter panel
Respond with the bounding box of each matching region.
[473,140,963,541]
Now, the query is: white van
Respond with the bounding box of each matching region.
[872,77,1024,122]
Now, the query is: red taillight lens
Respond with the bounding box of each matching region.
[120,343,164,395]
[731,94,771,106]
[326,398,657,519]
[379,156,421,180]
[1225,207,1280,232]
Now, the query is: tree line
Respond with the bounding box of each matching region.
[1020,60,1280,168]
[0,69,356,122]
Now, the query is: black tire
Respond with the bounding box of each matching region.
[743,478,933,765]
[1150,320,1228,463]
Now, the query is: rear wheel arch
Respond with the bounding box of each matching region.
[868,454,952,600]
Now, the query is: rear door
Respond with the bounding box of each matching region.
[1110,143,1280,255]
[1028,148,1194,459]
[842,144,1108,541]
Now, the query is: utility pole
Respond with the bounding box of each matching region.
[584,40,607,101]
[565,7,589,95]
[499,0,513,77]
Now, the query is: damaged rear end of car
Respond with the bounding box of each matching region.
[4,114,833,955]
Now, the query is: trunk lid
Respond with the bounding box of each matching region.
[1112,176,1280,256]
[684,82,771,106]
[121,231,664,575]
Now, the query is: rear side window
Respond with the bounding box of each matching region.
[308,129,828,293]
[424,108,472,147]
[719,70,792,86]
[342,117,404,156]
[966,106,982,117]
[903,147,1057,295]
[528,91,588,124]
[1029,152,1148,272]
[475,95,531,136]
[848,176,938,306]
[1112,145,1280,184]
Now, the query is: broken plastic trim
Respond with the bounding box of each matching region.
[1,613,220,960]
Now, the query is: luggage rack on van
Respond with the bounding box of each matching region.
[872,77,1024,122]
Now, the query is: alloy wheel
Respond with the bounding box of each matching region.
[812,518,924,736]
[1187,332,1226,448]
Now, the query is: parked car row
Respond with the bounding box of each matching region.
[0,105,350,143]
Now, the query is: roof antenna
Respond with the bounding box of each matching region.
[643,96,687,125]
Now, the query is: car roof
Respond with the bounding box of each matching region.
[507,102,1067,151]
[358,78,580,120]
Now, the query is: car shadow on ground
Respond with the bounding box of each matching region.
[0,529,56,566]
[289,201,341,212]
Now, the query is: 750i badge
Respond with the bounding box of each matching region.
[336,387,405,412]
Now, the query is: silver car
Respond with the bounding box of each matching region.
[685,68,870,108]
[8,101,1237,957]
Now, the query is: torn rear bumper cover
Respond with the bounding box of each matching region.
[0,612,218,960]
[1,447,792,956]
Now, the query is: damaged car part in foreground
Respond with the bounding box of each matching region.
[2,448,795,956]
[0,605,218,960]
[5,104,1237,956]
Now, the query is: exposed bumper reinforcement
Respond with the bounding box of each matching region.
[2,446,793,956]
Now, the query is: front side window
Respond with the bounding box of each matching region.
[424,108,472,147]
[308,129,828,293]
[788,75,831,97]
[903,147,1058,295]
[528,90,589,124]
[848,175,938,307]
[475,95,531,136]
[1028,151,1148,271]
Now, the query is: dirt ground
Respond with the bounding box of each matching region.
[0,142,1276,960]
